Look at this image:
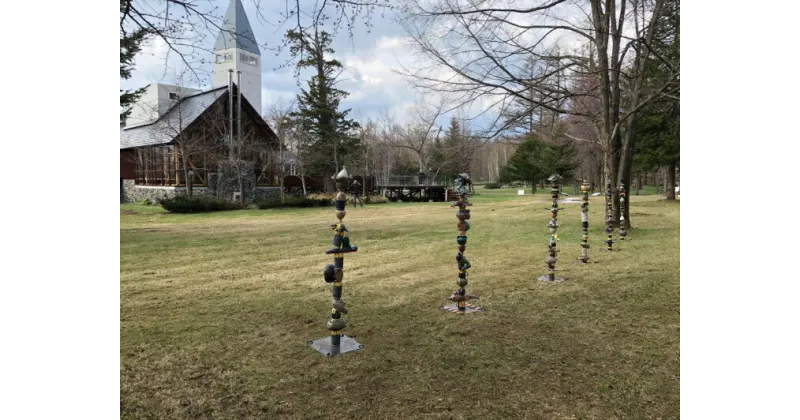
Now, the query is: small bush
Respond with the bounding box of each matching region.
[255,196,282,209]
[483,182,500,189]
[307,193,337,201]
[160,195,240,213]
[363,195,389,204]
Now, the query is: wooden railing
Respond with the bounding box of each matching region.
[374,175,448,187]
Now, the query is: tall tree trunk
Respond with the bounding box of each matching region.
[636,172,643,195]
[665,161,676,200]
[181,150,193,198]
[279,138,285,203]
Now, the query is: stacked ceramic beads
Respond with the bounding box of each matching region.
[452,193,473,311]
[538,174,563,281]
[579,179,591,263]
[618,183,627,241]
[322,168,358,346]
[604,181,615,251]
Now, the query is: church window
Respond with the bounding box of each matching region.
[240,53,258,66]
[169,92,180,100]
[216,53,233,63]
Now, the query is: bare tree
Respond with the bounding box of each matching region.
[387,100,446,173]
[396,0,679,226]
[264,99,298,202]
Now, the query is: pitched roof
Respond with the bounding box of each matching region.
[213,0,260,55]
[120,86,229,149]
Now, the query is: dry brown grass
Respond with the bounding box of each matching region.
[121,189,679,419]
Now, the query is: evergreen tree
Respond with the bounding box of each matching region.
[286,28,361,180]
[440,117,462,178]
[500,131,579,191]
[540,125,580,183]
[499,134,549,192]
[440,116,477,180]
[632,0,680,199]
[428,132,446,177]
[120,25,149,123]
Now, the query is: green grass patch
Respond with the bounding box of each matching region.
[121,193,679,419]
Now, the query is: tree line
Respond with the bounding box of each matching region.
[122,0,680,225]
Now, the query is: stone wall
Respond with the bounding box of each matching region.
[121,178,279,204]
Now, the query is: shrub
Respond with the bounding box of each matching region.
[363,195,389,204]
[483,182,500,189]
[255,196,282,209]
[160,195,240,213]
[307,193,337,201]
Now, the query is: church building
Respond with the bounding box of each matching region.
[120,0,280,204]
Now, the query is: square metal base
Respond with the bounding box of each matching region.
[307,335,364,357]
[537,275,567,282]
[440,303,484,314]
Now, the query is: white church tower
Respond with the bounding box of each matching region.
[211,0,262,113]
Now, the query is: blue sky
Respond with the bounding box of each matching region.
[121,0,441,125]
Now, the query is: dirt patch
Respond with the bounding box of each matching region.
[631,213,652,217]
[121,210,140,215]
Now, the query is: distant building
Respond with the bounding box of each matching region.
[120,0,278,203]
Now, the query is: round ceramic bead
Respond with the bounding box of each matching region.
[323,264,335,283]
[327,318,346,331]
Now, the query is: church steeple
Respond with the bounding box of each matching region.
[214,0,260,55]
[212,0,262,113]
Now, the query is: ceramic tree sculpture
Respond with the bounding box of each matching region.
[604,180,615,251]
[440,173,483,314]
[578,179,591,263]
[618,183,628,241]
[308,167,365,357]
[538,174,566,282]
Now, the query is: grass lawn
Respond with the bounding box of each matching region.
[120,188,679,419]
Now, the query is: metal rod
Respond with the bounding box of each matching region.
[619,183,628,240]
[441,174,482,313]
[237,71,242,148]
[579,179,591,263]
[605,180,615,251]
[538,174,564,282]
[228,69,234,160]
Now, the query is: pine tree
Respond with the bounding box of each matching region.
[120,26,149,123]
[631,0,680,199]
[499,134,549,192]
[286,28,361,181]
[440,117,462,178]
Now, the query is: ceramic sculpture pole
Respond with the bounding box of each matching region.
[308,167,365,357]
[618,183,628,241]
[440,173,483,314]
[604,180,615,251]
[538,174,565,282]
[578,179,591,263]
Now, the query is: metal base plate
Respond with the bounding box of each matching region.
[440,303,484,314]
[307,335,364,357]
[537,275,567,282]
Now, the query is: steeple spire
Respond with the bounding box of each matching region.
[214,0,260,55]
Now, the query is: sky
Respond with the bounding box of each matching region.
[120,0,434,125]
